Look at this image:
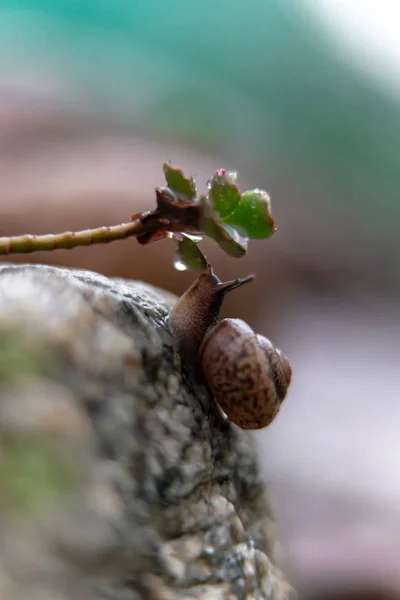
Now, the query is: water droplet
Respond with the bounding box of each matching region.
[173,257,188,271]
[228,171,238,182]
[185,233,204,243]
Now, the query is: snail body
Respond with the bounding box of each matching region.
[168,266,291,430]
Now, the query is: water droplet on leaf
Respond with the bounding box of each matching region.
[185,233,204,243]
[173,257,188,271]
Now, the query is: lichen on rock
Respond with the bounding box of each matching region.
[0,263,294,600]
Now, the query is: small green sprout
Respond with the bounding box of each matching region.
[0,162,277,272]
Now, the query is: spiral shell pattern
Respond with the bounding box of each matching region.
[200,319,291,430]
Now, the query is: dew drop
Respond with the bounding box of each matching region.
[185,233,204,243]
[173,257,188,271]
[228,171,238,182]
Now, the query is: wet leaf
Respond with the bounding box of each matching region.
[222,189,276,239]
[207,169,241,217]
[175,235,208,271]
[204,215,248,258]
[163,161,197,200]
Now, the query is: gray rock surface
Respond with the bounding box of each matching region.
[0,263,293,600]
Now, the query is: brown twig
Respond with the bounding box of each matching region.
[0,188,203,255]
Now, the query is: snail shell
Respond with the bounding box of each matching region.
[199,319,292,430]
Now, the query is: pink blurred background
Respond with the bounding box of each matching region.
[1,2,400,598]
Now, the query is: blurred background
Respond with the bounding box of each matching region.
[0,1,399,598]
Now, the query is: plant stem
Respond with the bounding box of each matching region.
[0,219,150,255]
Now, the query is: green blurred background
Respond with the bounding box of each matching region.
[1,1,399,598]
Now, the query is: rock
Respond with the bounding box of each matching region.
[0,263,293,600]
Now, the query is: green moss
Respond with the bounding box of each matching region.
[0,330,52,382]
[0,436,79,514]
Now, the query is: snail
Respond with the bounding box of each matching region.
[168,265,292,430]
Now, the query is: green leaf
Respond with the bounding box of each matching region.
[222,189,276,239]
[163,161,197,200]
[207,169,241,217]
[175,235,208,271]
[204,216,247,258]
